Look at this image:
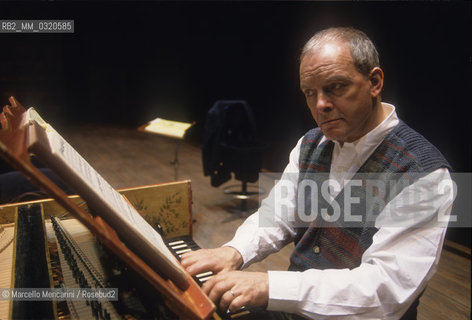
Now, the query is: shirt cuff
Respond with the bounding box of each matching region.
[222,240,257,269]
[267,270,302,313]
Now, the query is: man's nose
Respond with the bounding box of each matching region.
[316,92,333,112]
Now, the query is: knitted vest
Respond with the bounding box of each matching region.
[289,120,451,271]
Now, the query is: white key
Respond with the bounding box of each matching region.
[167,240,185,246]
[176,248,191,255]
[198,275,213,282]
[195,271,213,278]
[171,244,188,249]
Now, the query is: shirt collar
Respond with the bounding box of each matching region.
[319,103,399,164]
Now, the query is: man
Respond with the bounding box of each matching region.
[182,27,453,319]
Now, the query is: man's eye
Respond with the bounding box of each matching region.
[331,83,344,90]
[304,89,314,97]
[326,83,345,95]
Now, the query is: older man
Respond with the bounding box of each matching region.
[182,27,453,319]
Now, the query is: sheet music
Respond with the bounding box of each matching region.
[25,108,181,270]
[144,118,192,139]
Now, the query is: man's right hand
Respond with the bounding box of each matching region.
[180,246,243,276]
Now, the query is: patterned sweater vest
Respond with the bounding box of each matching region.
[289,120,451,271]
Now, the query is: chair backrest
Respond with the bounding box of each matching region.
[202,100,261,186]
[220,100,257,147]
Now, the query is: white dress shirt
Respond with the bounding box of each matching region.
[224,103,454,319]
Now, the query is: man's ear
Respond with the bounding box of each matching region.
[369,67,384,98]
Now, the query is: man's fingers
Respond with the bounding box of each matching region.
[181,249,216,275]
[180,254,200,275]
[222,291,251,313]
[201,276,217,296]
[229,294,248,313]
[183,260,205,275]
[202,271,268,313]
[181,247,242,276]
[207,280,231,303]
[218,289,234,312]
[180,251,196,267]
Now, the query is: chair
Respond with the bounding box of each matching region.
[202,100,266,214]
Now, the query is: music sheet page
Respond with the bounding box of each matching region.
[25,108,181,270]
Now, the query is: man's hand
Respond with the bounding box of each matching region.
[180,246,243,276]
[202,270,269,313]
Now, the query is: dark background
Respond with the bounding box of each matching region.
[0,1,470,245]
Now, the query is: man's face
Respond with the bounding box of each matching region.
[300,41,380,143]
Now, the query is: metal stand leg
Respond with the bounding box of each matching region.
[170,140,179,180]
[240,181,248,211]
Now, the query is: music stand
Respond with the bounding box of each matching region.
[138,118,194,180]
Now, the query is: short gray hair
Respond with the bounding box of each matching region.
[300,27,380,77]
